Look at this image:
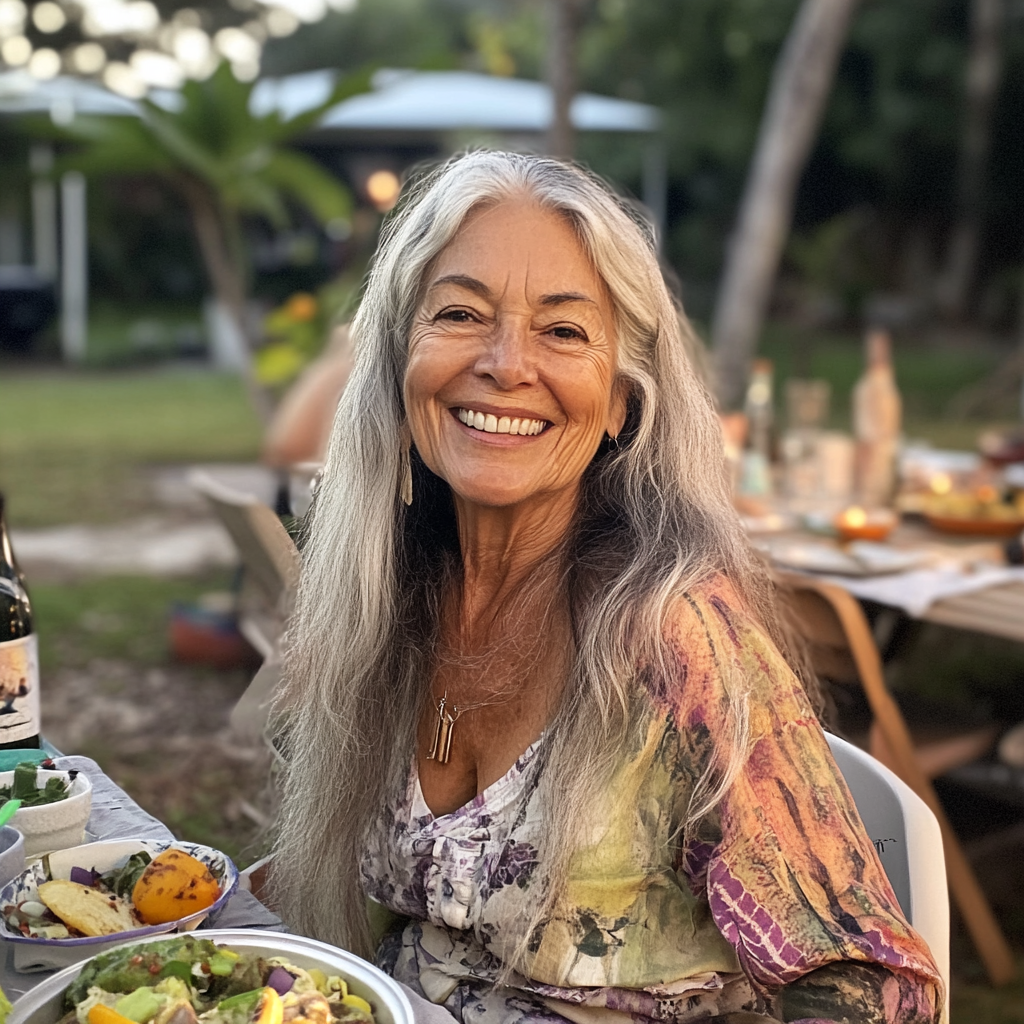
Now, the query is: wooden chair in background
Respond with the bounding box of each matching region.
[189,470,300,744]
[776,571,1016,987]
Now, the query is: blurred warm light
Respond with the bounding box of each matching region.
[263,6,298,37]
[243,18,266,42]
[131,48,182,88]
[976,484,999,504]
[83,0,159,38]
[214,25,258,64]
[838,506,867,529]
[231,57,258,81]
[72,40,106,72]
[1,33,31,64]
[32,0,65,32]
[27,46,60,78]
[276,0,326,24]
[366,169,400,211]
[172,25,211,73]
[103,59,146,97]
[172,7,202,28]
[0,0,26,38]
[929,472,953,495]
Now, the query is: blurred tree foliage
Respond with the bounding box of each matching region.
[261,0,1024,327]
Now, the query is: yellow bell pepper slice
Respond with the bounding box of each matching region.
[341,994,373,1017]
[253,988,284,1024]
[88,1007,137,1024]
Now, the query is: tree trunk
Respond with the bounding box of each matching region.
[178,174,275,426]
[934,0,1004,320]
[546,0,586,159]
[710,0,862,410]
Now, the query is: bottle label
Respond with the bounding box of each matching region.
[0,634,40,744]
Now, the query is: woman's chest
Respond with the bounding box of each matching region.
[362,740,545,933]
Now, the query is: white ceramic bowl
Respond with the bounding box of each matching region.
[10,929,414,1024]
[0,839,239,970]
[2,770,92,857]
[0,825,25,888]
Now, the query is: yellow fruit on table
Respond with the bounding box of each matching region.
[131,849,221,925]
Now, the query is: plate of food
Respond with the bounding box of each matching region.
[0,839,238,954]
[922,489,1024,537]
[9,929,414,1024]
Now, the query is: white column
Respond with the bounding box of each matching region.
[30,145,57,280]
[60,171,88,363]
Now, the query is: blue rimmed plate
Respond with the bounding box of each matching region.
[0,839,238,963]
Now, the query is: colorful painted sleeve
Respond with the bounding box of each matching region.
[663,582,944,1024]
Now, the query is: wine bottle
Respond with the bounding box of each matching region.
[0,493,40,750]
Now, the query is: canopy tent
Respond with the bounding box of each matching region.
[0,67,665,360]
[252,69,665,236]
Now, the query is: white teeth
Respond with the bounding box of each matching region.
[457,408,546,436]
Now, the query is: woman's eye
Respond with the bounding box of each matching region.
[549,325,586,341]
[436,308,474,323]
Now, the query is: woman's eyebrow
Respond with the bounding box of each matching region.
[428,274,493,299]
[540,292,595,307]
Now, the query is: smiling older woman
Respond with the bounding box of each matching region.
[271,152,943,1024]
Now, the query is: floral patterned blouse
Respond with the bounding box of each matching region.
[361,579,944,1024]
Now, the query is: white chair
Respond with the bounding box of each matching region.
[826,733,950,1018]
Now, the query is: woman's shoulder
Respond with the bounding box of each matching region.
[644,574,806,728]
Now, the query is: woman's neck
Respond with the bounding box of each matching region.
[453,485,577,630]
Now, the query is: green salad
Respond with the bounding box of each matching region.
[60,937,377,1024]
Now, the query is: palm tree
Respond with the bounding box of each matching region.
[61,63,368,422]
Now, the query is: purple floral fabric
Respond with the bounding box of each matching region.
[359,580,945,1024]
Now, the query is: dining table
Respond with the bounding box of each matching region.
[0,756,283,1004]
[752,513,1024,643]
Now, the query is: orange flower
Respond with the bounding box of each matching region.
[286,292,318,322]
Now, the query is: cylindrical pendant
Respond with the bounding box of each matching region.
[427,697,445,760]
[437,713,455,764]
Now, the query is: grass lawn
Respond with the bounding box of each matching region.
[0,368,263,527]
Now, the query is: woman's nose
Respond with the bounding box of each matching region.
[474,318,537,389]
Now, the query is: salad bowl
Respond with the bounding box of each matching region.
[9,929,415,1024]
[0,839,238,968]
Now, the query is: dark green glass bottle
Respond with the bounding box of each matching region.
[0,493,40,749]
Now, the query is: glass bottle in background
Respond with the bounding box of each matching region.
[0,493,40,750]
[853,328,902,508]
[781,379,830,508]
[740,359,774,497]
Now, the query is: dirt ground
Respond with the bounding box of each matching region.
[40,655,274,867]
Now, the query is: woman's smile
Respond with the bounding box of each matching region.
[454,406,550,437]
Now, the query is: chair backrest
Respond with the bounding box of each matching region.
[188,470,300,607]
[826,733,950,1008]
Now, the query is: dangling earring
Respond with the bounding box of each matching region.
[606,432,620,452]
[400,424,414,506]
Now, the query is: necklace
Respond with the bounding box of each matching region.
[426,688,501,765]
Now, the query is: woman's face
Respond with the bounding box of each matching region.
[405,200,627,510]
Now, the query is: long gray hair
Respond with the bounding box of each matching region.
[271,150,794,964]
